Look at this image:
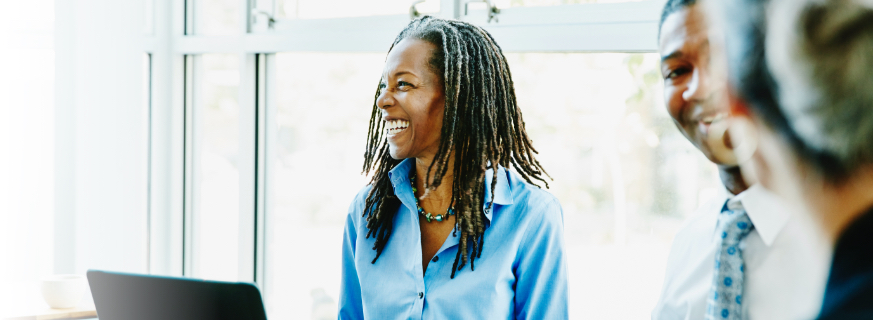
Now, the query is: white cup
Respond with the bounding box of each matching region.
[41,274,87,309]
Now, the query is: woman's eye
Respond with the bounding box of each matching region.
[665,67,690,80]
[379,83,387,89]
[398,81,412,88]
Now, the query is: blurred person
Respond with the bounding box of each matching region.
[709,0,873,318]
[338,16,568,319]
[651,0,830,319]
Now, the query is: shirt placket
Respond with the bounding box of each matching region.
[412,262,425,320]
[394,173,427,320]
[409,204,427,320]
[419,229,460,319]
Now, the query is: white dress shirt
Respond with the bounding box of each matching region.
[652,184,832,320]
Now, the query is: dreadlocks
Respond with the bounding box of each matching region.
[361,16,549,278]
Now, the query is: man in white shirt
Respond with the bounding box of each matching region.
[651,0,831,319]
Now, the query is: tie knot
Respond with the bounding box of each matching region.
[717,207,754,244]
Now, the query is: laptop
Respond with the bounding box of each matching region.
[87,270,268,320]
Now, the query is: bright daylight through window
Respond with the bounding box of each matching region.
[169,0,718,319]
[0,0,56,313]
[189,54,242,282]
[3,0,728,318]
[261,52,716,319]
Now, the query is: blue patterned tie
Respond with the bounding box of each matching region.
[706,201,754,320]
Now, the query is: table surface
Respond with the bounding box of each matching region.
[2,304,97,320]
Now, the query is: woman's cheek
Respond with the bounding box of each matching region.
[664,86,683,120]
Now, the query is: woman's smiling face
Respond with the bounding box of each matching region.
[377,38,446,161]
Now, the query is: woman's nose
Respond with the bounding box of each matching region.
[683,67,710,102]
[376,88,394,110]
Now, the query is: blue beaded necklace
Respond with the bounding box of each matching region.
[409,172,455,222]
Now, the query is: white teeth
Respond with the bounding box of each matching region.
[385,120,410,135]
[702,113,728,124]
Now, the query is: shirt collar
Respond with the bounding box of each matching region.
[483,165,514,219]
[727,184,792,246]
[387,158,513,223]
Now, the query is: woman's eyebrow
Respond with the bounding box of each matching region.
[661,51,683,62]
[393,71,416,78]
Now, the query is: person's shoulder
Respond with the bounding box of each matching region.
[819,208,873,319]
[677,193,723,234]
[504,168,555,200]
[665,193,724,258]
[346,184,374,227]
[351,184,373,205]
[504,169,562,224]
[819,278,873,320]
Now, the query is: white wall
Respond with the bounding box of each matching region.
[54,0,150,276]
[0,0,57,310]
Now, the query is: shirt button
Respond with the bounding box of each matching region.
[418,292,424,299]
[431,256,439,262]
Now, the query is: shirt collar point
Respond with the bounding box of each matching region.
[736,184,791,247]
[486,167,513,204]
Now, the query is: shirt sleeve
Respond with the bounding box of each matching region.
[338,195,365,320]
[513,198,569,320]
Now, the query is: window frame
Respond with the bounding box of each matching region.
[146,0,666,289]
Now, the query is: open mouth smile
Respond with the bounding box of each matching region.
[696,112,728,135]
[385,119,410,136]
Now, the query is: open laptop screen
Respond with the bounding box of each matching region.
[87,270,267,320]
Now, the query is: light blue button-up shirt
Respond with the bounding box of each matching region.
[338,158,569,319]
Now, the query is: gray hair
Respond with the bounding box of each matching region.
[766,0,873,174]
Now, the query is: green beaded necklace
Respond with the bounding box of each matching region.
[409,172,455,222]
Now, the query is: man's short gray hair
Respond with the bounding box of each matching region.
[766,0,873,173]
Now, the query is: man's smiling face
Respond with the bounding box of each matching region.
[659,4,734,164]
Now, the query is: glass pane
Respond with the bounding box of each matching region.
[194,0,240,35]
[264,53,384,319]
[192,53,240,281]
[505,52,718,318]
[276,0,440,20]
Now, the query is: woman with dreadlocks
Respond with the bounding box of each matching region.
[338,16,568,319]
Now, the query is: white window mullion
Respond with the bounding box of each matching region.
[462,1,665,52]
[238,53,259,283]
[482,22,659,52]
[148,0,188,278]
[182,54,196,277]
[254,53,271,288]
[440,0,462,19]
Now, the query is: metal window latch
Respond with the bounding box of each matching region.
[252,10,276,29]
[465,0,500,23]
[410,0,426,20]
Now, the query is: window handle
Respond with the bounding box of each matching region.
[252,10,276,29]
[464,0,500,23]
[410,0,426,20]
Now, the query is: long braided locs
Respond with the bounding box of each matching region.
[361,16,549,278]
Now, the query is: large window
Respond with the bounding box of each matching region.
[507,53,717,317]
[255,51,717,319]
[262,53,383,319]
[148,0,722,319]
[0,0,57,313]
